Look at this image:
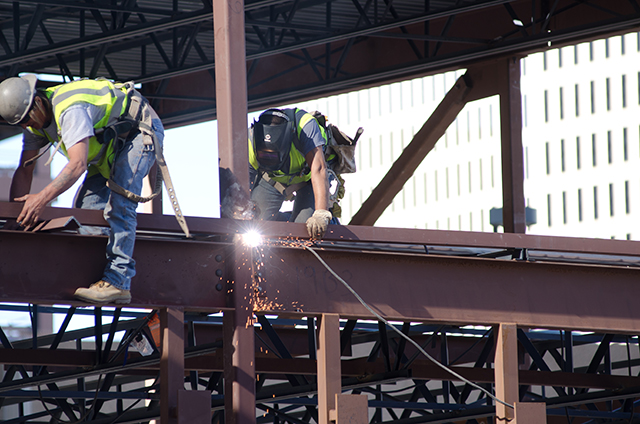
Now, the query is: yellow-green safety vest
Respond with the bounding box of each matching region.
[248,108,327,185]
[28,79,130,179]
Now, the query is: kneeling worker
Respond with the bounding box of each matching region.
[249,108,332,239]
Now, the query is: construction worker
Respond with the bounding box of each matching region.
[0,74,163,305]
[249,108,332,239]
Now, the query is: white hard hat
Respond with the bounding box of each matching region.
[0,74,38,124]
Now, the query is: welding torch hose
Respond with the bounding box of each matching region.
[301,243,515,410]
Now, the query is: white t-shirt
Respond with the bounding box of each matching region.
[22,103,107,152]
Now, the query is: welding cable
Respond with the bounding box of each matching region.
[301,243,515,410]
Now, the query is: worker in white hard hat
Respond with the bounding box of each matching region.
[0,74,164,305]
[248,108,333,239]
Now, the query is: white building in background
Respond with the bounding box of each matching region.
[286,31,640,240]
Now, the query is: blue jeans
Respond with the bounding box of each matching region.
[250,173,315,223]
[73,119,163,290]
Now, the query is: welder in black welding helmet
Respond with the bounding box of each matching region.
[252,108,293,172]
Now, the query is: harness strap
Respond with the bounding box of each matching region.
[106,91,191,238]
[261,172,309,201]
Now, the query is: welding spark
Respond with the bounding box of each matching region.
[241,230,263,247]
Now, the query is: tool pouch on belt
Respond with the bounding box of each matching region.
[105,84,191,238]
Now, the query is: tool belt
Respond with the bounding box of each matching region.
[104,84,191,238]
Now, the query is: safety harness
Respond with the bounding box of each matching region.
[26,80,190,238]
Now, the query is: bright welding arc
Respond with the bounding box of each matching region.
[300,243,515,410]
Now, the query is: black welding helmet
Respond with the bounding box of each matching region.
[252,109,293,172]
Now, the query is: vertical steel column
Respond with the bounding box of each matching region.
[224,236,256,423]
[494,323,517,422]
[213,0,250,191]
[317,313,341,423]
[161,307,185,424]
[498,57,526,233]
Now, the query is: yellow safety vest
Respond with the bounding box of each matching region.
[248,108,327,185]
[28,79,130,179]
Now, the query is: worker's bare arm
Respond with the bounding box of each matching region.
[305,146,329,212]
[10,149,40,201]
[15,138,89,227]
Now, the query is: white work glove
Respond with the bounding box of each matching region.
[306,209,333,239]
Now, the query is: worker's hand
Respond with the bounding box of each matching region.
[15,193,47,228]
[306,209,332,239]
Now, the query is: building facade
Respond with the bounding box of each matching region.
[287,31,640,240]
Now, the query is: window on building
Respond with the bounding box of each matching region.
[545,142,550,174]
[491,156,495,188]
[412,176,416,207]
[624,127,628,161]
[470,212,473,231]
[490,104,494,135]
[576,137,581,169]
[559,87,564,119]
[606,77,611,111]
[609,183,614,216]
[543,51,547,70]
[457,164,461,196]
[547,194,552,226]
[561,139,566,172]
[468,162,472,193]
[622,35,626,55]
[590,42,594,61]
[574,45,578,64]
[523,95,527,127]
[625,180,630,214]
[590,81,595,114]
[544,90,549,122]
[607,131,612,164]
[467,110,471,142]
[575,84,579,117]
[478,108,482,139]
[578,188,583,222]
[622,74,627,108]
[562,191,567,224]
[558,49,563,67]
[594,186,599,219]
[446,168,450,199]
[424,173,427,204]
[605,38,610,57]
[479,159,483,190]
[592,134,597,166]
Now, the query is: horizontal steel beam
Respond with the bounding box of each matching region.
[1,202,638,256]
[255,244,640,333]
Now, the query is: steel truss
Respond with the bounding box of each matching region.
[0,0,637,131]
[2,204,640,422]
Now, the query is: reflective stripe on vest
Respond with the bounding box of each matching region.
[249,108,328,185]
[34,80,129,178]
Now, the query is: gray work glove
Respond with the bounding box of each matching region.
[306,209,333,239]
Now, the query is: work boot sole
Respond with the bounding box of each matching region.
[74,294,131,305]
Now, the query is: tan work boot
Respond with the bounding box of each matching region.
[74,280,131,304]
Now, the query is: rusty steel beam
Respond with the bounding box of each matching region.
[223,238,256,423]
[498,57,526,233]
[0,230,227,309]
[4,349,640,391]
[253,245,640,333]
[160,307,185,424]
[2,201,638,257]
[214,0,250,191]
